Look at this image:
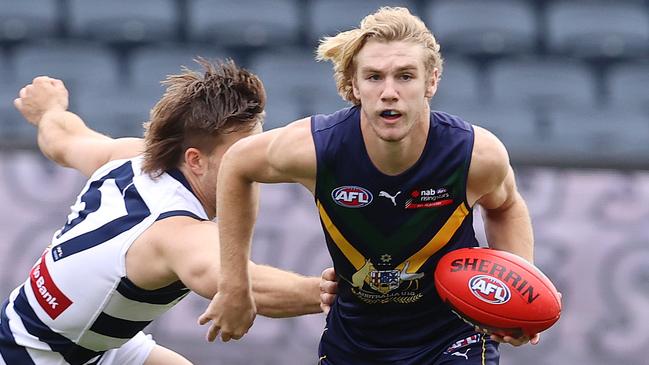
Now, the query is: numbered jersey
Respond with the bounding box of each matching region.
[0,157,207,365]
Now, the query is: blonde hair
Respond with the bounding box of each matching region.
[316,7,443,105]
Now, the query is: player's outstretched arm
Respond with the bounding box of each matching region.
[198,118,317,342]
[248,264,322,317]
[14,76,143,177]
[145,217,328,317]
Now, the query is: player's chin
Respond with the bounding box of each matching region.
[376,128,408,142]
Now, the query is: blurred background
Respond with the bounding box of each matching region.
[0,0,648,364]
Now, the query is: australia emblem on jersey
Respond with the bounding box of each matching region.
[369,270,400,293]
[350,259,424,303]
[405,186,454,209]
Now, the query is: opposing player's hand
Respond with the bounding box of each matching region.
[14,76,69,126]
[319,267,338,314]
[197,289,256,342]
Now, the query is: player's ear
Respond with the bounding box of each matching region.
[425,68,439,99]
[184,148,207,175]
[352,75,361,100]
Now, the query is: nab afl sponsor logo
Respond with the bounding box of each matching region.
[468,275,511,305]
[331,186,373,208]
[405,186,453,209]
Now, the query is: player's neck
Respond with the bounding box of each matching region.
[179,166,216,219]
[362,117,430,176]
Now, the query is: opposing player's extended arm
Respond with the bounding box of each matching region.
[149,217,322,317]
[248,264,322,317]
[14,76,143,177]
[468,126,534,263]
[199,118,316,341]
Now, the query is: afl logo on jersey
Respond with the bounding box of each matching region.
[468,275,511,305]
[332,186,373,208]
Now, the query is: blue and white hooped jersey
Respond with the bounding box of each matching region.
[0,156,208,365]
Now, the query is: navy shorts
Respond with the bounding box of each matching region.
[318,332,499,365]
[436,332,500,365]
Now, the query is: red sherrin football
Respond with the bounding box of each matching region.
[434,247,561,337]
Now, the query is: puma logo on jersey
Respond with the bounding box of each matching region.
[451,349,470,360]
[378,191,401,206]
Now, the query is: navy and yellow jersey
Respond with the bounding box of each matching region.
[312,106,483,364]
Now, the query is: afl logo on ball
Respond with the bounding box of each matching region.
[468,275,511,305]
[332,186,373,208]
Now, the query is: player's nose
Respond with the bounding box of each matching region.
[380,78,398,102]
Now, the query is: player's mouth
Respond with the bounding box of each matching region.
[379,109,402,121]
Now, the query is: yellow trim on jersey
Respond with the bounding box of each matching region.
[317,201,366,270]
[396,203,470,273]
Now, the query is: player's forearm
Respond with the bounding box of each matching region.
[216,158,259,294]
[251,264,321,317]
[482,193,534,263]
[37,110,100,166]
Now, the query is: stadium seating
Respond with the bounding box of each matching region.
[544,107,649,169]
[307,0,417,45]
[487,57,598,111]
[310,97,353,121]
[187,0,301,47]
[546,1,649,59]
[0,49,8,82]
[0,0,59,43]
[431,56,483,109]
[75,84,156,138]
[425,0,537,56]
[13,41,120,91]
[607,61,649,112]
[67,0,178,44]
[248,48,341,129]
[0,80,35,145]
[128,44,229,90]
[1,0,648,168]
[441,103,543,165]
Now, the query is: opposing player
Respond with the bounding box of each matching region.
[2,60,336,365]
[200,7,537,364]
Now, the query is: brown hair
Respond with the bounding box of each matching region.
[142,58,265,176]
[316,6,443,105]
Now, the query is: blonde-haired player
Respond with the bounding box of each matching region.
[201,7,536,365]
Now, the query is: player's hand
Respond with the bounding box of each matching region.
[477,291,560,346]
[319,267,338,314]
[14,76,69,126]
[197,288,256,342]
[488,331,540,346]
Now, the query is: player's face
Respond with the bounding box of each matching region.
[352,40,437,142]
